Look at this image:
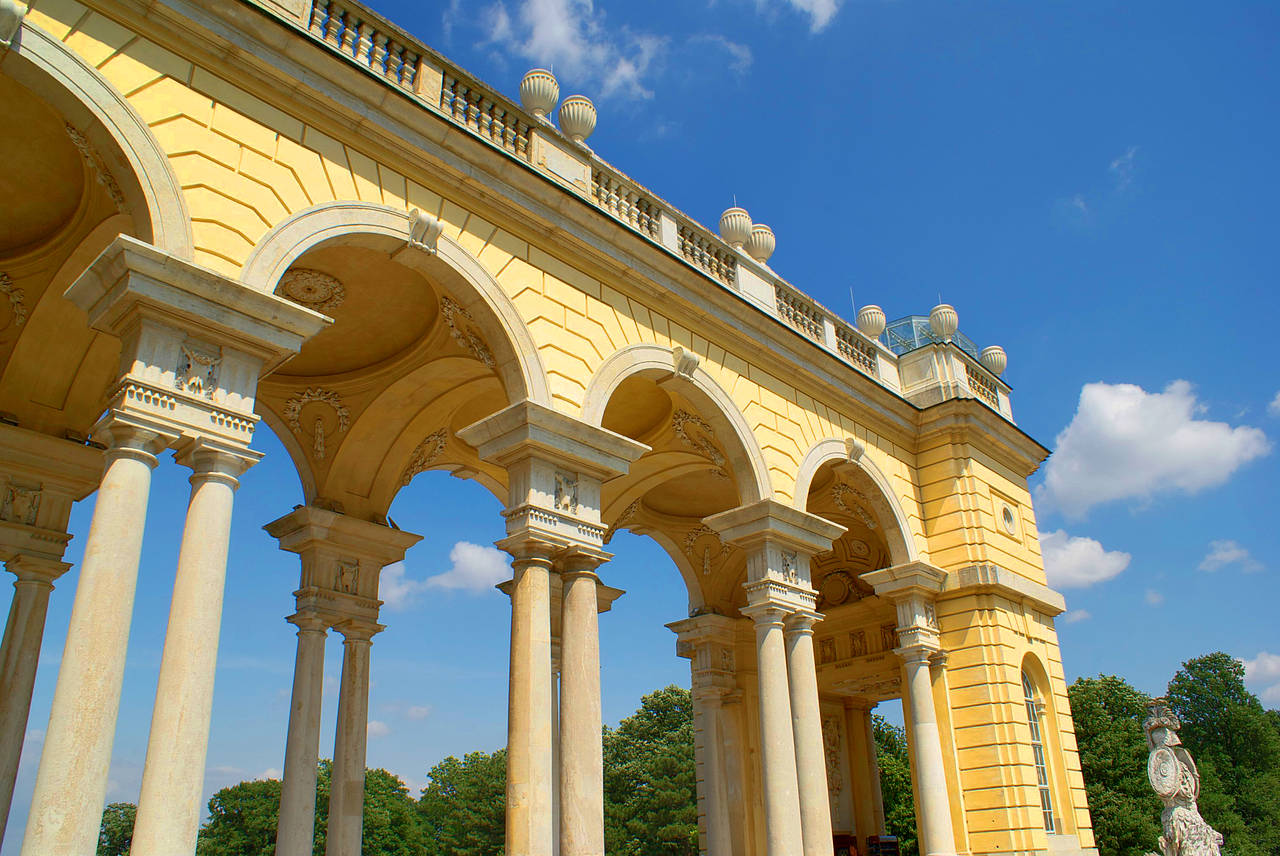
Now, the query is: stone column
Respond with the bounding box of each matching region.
[785,612,834,856]
[275,611,328,856]
[845,702,885,841]
[0,557,67,845]
[559,561,604,856]
[132,445,254,856]
[746,603,805,856]
[864,707,886,835]
[899,647,955,856]
[22,422,170,856]
[326,619,379,856]
[696,689,733,855]
[504,545,556,856]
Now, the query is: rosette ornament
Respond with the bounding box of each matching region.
[558,95,596,144]
[718,207,752,248]
[746,224,775,263]
[929,303,958,342]
[519,68,559,120]
[855,304,886,339]
[980,345,1007,376]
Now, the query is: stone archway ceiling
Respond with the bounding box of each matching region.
[805,463,894,611]
[257,244,513,518]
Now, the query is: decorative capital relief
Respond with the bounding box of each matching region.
[400,429,448,486]
[175,338,222,400]
[283,387,350,460]
[64,123,128,214]
[0,0,28,47]
[671,409,728,478]
[277,269,345,313]
[407,208,443,254]
[671,345,699,379]
[0,273,27,330]
[439,297,495,367]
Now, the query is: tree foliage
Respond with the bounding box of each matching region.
[873,714,918,856]
[417,749,506,856]
[603,684,698,856]
[1067,675,1162,856]
[97,802,136,856]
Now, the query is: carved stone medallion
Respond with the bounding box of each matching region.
[278,269,345,312]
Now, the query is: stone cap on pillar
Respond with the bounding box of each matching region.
[265,505,423,561]
[496,575,624,614]
[704,498,845,554]
[0,423,104,566]
[863,561,947,654]
[456,400,648,481]
[860,561,947,600]
[65,235,329,375]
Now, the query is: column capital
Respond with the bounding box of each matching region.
[740,600,792,626]
[286,609,331,634]
[783,609,824,635]
[5,554,70,585]
[93,413,176,466]
[174,438,261,487]
[333,618,382,642]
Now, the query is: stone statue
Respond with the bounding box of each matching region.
[1144,699,1223,856]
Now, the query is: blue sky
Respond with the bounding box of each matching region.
[6,0,1280,849]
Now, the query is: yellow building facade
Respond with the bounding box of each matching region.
[0,0,1097,854]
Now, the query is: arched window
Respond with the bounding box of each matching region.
[1022,671,1056,833]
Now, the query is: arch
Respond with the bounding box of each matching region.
[581,343,771,503]
[794,438,918,565]
[4,20,193,257]
[240,200,551,407]
[1019,653,1065,835]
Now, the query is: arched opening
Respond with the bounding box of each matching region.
[1020,653,1071,838]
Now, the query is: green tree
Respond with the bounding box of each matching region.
[1066,675,1161,856]
[196,778,282,856]
[417,749,506,856]
[1165,653,1280,856]
[97,802,136,856]
[603,684,698,856]
[362,767,429,856]
[873,714,918,856]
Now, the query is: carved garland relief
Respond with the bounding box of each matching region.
[283,388,350,460]
[439,297,495,367]
[671,409,728,478]
[603,498,642,544]
[64,123,128,214]
[683,524,733,575]
[0,274,27,330]
[400,429,448,486]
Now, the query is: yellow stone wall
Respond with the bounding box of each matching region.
[24,1,1094,851]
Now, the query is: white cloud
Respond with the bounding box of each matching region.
[1144,588,1164,606]
[1269,391,1280,417]
[425,541,511,594]
[1243,651,1280,705]
[485,0,668,99]
[1198,540,1263,573]
[1063,609,1092,624]
[689,34,753,75]
[1040,529,1131,589]
[1110,145,1138,190]
[368,720,391,738]
[258,767,282,780]
[380,561,432,611]
[764,0,843,32]
[406,705,433,720]
[1037,381,1270,519]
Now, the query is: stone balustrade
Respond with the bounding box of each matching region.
[292,0,1013,422]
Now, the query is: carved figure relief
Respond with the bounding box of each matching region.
[283,388,350,460]
[0,485,41,525]
[0,273,27,329]
[671,409,728,478]
[554,471,578,514]
[850,630,868,657]
[439,297,495,367]
[337,559,360,593]
[719,647,735,673]
[1144,700,1224,856]
[880,623,898,653]
[781,550,799,583]
[924,603,939,631]
[175,341,221,398]
[277,269,345,312]
[400,429,448,486]
[65,123,128,213]
[683,524,733,575]
[819,637,837,665]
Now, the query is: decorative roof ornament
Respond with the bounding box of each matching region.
[1143,699,1224,856]
[558,95,596,145]
[929,303,958,343]
[746,223,775,264]
[718,207,751,249]
[519,68,559,120]
[856,304,886,340]
[980,345,1007,376]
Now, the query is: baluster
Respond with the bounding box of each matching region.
[453,83,468,122]
[400,53,418,89]
[465,90,480,129]
[323,5,343,45]
[308,0,328,37]
[355,22,374,66]
[372,33,390,76]
[339,13,359,55]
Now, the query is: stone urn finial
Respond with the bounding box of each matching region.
[519,68,559,120]
[719,207,752,248]
[746,224,775,264]
[856,305,886,340]
[558,95,596,144]
[980,345,1007,376]
[929,303,958,342]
